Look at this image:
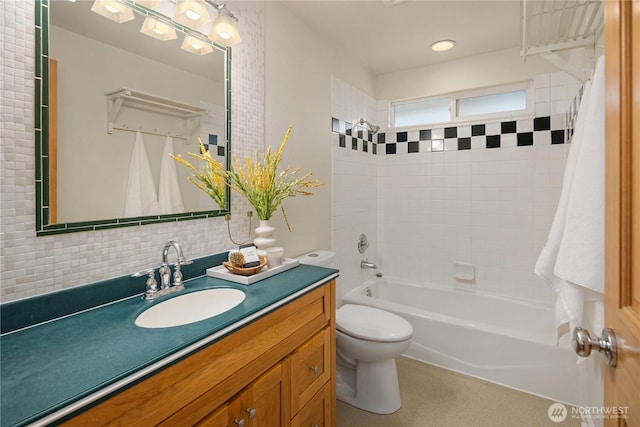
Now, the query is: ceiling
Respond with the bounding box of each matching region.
[278,0,522,76]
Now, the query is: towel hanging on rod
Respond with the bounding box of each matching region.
[158,136,186,215]
[123,131,160,217]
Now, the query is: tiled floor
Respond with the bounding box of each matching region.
[336,357,581,427]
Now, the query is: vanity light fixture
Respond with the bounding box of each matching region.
[181,34,214,55]
[430,39,456,52]
[140,17,178,41]
[91,0,135,23]
[174,0,211,29]
[207,3,241,46]
[134,0,162,8]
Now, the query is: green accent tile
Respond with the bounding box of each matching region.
[41,105,49,137]
[42,162,50,208]
[42,10,49,56]
[45,223,69,230]
[42,207,49,226]
[34,133,42,178]
[35,47,41,78]
[41,125,48,157]
[42,68,49,106]
[34,86,41,129]
[35,182,42,227]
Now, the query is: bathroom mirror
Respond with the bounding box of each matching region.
[35,0,231,236]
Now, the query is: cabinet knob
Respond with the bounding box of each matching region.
[233,418,245,427]
[312,424,319,427]
[246,408,257,419]
[310,366,319,374]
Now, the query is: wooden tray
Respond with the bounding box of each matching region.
[222,256,267,276]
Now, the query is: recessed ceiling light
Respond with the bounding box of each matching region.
[430,40,456,52]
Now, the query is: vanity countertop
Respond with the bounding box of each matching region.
[0,264,338,427]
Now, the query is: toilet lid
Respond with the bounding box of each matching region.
[336,304,414,343]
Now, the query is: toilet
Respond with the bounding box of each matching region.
[298,251,414,414]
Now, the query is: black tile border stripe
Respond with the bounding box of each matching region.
[331,116,566,155]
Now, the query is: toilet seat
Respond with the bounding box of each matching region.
[336,304,413,343]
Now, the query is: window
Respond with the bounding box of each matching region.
[456,90,526,117]
[391,83,531,129]
[393,97,450,128]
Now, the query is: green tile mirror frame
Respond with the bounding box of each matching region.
[35,0,231,236]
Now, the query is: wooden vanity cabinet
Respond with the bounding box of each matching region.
[62,280,336,427]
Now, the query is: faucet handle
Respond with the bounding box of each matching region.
[133,269,160,300]
[132,268,155,278]
[172,264,185,291]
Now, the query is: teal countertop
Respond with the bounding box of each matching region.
[0,264,337,427]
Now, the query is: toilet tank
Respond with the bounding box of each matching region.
[297,250,337,268]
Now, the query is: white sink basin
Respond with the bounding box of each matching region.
[135,288,246,329]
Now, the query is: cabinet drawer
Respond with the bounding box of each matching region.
[290,327,331,415]
[291,381,332,427]
[195,404,228,427]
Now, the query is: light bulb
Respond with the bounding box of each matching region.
[104,4,119,13]
[185,9,201,20]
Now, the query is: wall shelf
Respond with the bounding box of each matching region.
[104,87,207,137]
[520,0,603,82]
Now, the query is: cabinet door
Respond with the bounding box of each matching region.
[291,382,332,427]
[290,328,331,415]
[229,363,284,427]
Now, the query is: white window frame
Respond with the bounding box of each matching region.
[389,81,534,130]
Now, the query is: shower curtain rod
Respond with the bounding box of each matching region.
[110,124,189,140]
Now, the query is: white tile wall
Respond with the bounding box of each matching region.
[331,76,379,304]
[333,72,578,306]
[0,1,265,302]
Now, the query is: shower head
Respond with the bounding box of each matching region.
[357,118,380,135]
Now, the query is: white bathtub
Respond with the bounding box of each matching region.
[342,278,579,405]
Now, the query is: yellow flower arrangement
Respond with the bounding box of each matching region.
[172,125,323,224]
[170,142,228,211]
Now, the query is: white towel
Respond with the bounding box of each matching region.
[535,56,605,344]
[158,136,185,214]
[123,131,160,217]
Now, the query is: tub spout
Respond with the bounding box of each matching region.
[360,259,377,269]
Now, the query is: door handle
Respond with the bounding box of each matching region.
[572,326,617,367]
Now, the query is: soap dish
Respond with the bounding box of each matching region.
[222,256,267,276]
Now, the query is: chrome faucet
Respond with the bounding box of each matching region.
[133,241,192,300]
[360,259,377,269]
[160,241,190,292]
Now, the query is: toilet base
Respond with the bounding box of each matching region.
[336,358,402,414]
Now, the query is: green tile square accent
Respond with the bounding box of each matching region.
[34,83,41,129]
[42,8,49,56]
[35,183,42,227]
[35,29,42,78]
[42,160,49,207]
[41,125,48,156]
[34,132,42,178]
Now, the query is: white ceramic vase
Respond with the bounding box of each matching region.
[254,220,276,256]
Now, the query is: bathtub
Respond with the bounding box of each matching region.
[342,277,580,405]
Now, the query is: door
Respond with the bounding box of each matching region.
[604,1,640,426]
